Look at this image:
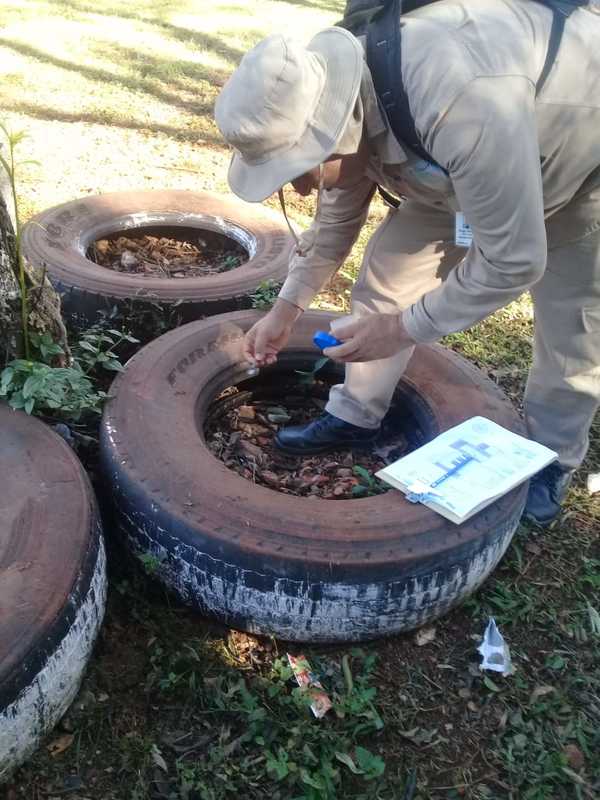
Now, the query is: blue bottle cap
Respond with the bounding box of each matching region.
[313,330,342,350]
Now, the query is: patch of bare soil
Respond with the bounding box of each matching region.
[205,378,413,500]
[89,229,248,278]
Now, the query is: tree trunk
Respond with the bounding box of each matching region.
[0,178,20,364]
[0,177,68,366]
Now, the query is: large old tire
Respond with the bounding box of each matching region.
[21,190,292,329]
[0,406,106,779]
[100,310,527,642]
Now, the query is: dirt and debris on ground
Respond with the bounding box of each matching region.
[89,230,248,278]
[205,379,413,499]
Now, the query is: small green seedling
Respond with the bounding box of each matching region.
[296,355,329,386]
[352,465,386,497]
[216,253,242,272]
[139,552,163,576]
[250,279,282,310]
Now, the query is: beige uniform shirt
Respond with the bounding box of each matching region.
[278,0,600,343]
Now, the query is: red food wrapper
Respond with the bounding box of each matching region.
[287,654,332,719]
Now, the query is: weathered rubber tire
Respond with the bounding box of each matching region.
[100,310,527,642]
[0,405,106,780]
[21,190,292,328]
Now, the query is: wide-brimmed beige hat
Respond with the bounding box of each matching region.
[214,28,364,202]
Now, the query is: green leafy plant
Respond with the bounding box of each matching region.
[71,323,138,373]
[352,465,387,497]
[28,330,64,361]
[0,121,38,358]
[0,358,104,417]
[78,299,184,344]
[138,552,163,576]
[250,279,282,310]
[216,253,243,272]
[465,579,539,626]
[0,325,138,419]
[296,355,330,386]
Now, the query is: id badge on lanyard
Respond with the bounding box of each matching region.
[454,212,473,248]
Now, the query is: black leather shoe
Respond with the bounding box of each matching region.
[275,412,379,455]
[524,462,575,526]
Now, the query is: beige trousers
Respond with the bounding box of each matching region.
[326,189,600,469]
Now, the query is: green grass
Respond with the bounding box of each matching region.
[2,1,599,798]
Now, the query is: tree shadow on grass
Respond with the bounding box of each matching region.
[87,40,230,93]
[0,37,223,133]
[8,101,224,147]
[47,0,258,66]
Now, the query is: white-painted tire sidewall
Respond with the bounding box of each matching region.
[120,508,518,642]
[0,537,107,780]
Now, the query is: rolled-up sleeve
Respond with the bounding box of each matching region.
[278,177,376,310]
[403,75,547,343]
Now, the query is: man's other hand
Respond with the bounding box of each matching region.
[323,312,415,362]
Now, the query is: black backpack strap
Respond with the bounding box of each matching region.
[377,184,403,207]
[366,0,446,170]
[336,1,389,36]
[535,1,585,95]
[365,0,585,172]
[536,10,565,94]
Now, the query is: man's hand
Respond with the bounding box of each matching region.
[244,298,303,366]
[323,312,415,362]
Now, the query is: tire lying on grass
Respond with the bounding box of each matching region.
[21,190,292,331]
[100,310,527,643]
[0,406,106,779]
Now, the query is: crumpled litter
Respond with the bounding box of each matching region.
[478,618,514,675]
[587,472,600,495]
[287,654,332,719]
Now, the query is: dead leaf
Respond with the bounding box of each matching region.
[239,440,264,461]
[529,684,555,704]
[260,470,280,487]
[47,733,74,757]
[525,541,542,555]
[151,743,168,772]
[415,626,437,646]
[238,405,256,421]
[563,743,585,771]
[267,412,291,423]
[498,710,509,730]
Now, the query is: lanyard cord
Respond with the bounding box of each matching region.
[277,186,301,253]
[277,164,324,257]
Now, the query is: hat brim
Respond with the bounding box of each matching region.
[227,27,364,203]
